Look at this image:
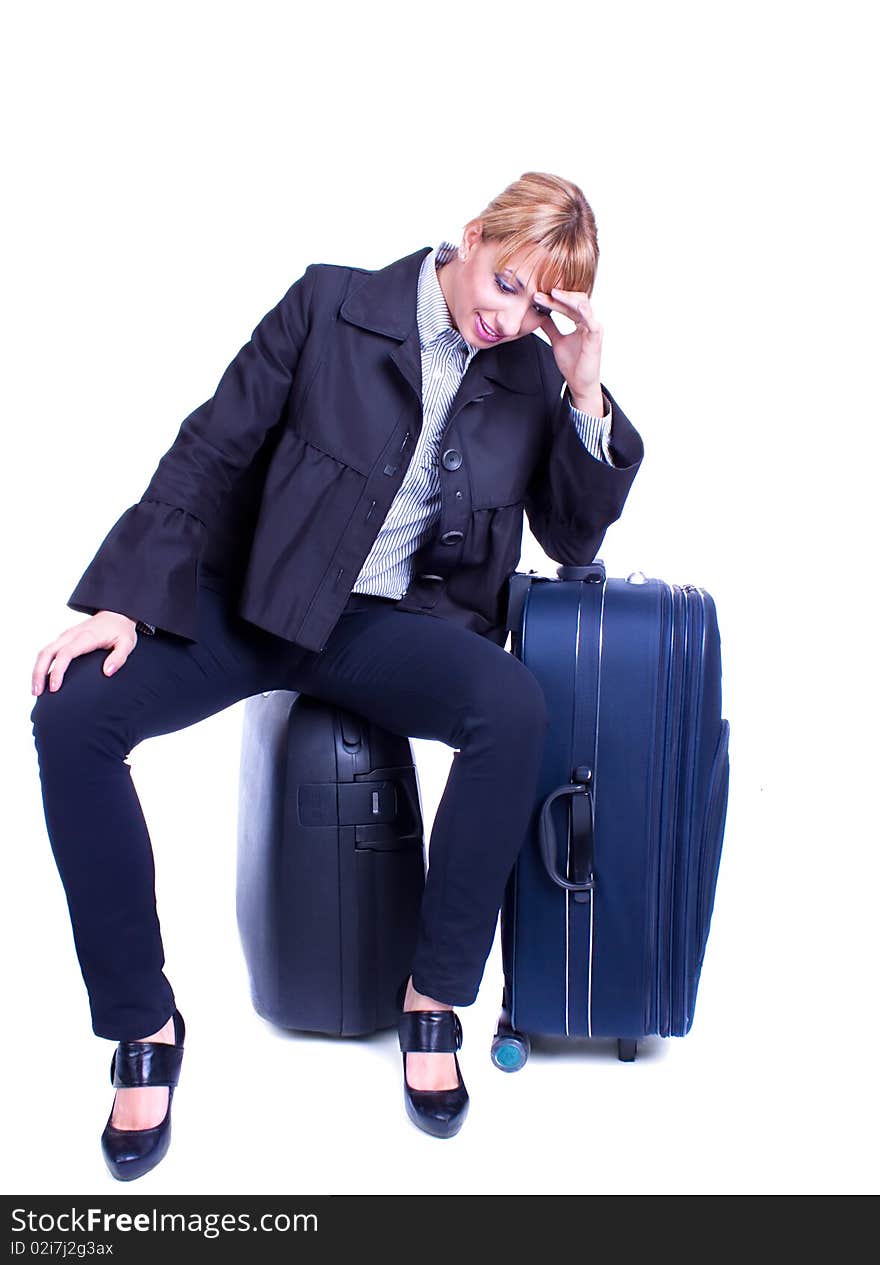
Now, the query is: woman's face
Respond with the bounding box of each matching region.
[438,223,554,349]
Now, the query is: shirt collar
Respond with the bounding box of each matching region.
[417,240,479,368]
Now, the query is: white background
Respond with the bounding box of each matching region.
[2,0,877,1198]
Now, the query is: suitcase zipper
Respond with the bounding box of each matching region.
[658,584,686,1036]
[671,585,706,1034]
[643,582,668,1035]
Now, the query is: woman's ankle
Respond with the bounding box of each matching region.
[134,1014,176,1044]
[403,977,453,1012]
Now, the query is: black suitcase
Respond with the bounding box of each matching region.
[493,561,730,1067]
[236,690,426,1035]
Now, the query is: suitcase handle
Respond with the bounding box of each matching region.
[538,767,595,902]
[556,560,606,583]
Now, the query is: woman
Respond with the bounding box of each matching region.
[29,171,644,1180]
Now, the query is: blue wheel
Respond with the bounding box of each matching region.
[491,1034,530,1072]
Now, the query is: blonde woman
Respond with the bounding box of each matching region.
[30,171,644,1179]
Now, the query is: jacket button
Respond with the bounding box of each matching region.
[440,530,464,545]
[418,573,444,584]
[441,448,462,470]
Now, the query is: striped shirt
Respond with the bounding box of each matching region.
[351,240,614,598]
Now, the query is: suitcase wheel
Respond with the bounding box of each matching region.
[490,1033,530,1072]
[617,1039,638,1062]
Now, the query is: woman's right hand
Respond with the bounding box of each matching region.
[31,611,140,696]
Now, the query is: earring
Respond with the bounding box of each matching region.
[458,248,467,262]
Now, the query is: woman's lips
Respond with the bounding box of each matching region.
[476,312,501,342]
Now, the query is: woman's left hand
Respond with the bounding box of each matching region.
[533,287,604,415]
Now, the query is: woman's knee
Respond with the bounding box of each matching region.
[30,653,123,758]
[503,662,549,734]
[464,655,549,741]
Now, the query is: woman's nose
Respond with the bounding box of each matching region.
[495,294,533,338]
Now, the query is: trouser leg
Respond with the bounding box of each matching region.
[29,582,302,1040]
[285,603,550,1007]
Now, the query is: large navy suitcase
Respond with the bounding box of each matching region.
[494,561,730,1067]
[236,691,426,1036]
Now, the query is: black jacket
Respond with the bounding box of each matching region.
[68,246,645,652]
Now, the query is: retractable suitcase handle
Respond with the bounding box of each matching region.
[505,560,606,635]
[505,570,539,634]
[538,766,595,902]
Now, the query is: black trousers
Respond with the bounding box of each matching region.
[30,579,549,1041]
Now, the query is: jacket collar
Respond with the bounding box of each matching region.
[339,245,540,396]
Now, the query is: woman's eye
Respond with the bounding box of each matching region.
[495,276,550,315]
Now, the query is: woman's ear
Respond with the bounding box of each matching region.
[461,220,484,255]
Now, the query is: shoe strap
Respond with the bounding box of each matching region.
[110,1039,184,1089]
[398,1010,463,1054]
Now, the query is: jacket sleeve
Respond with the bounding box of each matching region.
[524,362,644,565]
[66,265,317,640]
[568,395,615,465]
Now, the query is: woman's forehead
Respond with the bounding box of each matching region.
[494,244,556,289]
[495,242,545,270]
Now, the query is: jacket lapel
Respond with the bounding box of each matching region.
[338,245,542,426]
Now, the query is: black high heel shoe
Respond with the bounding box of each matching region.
[397,1008,470,1139]
[100,1008,185,1181]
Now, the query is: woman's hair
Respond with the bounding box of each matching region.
[470,171,600,297]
